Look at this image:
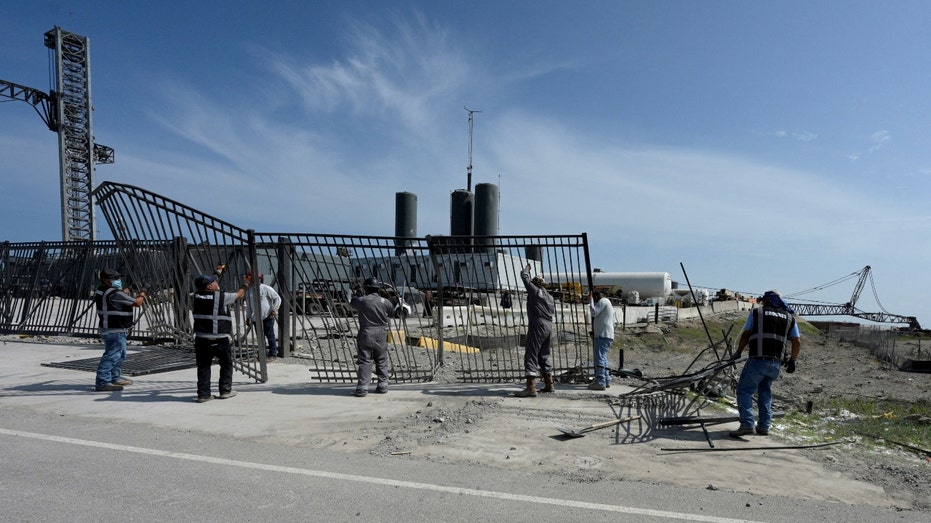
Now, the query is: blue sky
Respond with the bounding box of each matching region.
[2,1,930,328]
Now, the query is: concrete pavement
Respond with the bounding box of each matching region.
[0,336,616,444]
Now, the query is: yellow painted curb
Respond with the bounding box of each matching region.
[416,336,480,354]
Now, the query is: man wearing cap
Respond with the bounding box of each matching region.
[243,272,282,362]
[515,263,556,397]
[729,290,802,437]
[95,269,146,391]
[191,267,249,403]
[349,277,410,397]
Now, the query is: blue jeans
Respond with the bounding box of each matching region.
[263,317,278,357]
[593,337,612,386]
[96,331,127,388]
[735,357,782,430]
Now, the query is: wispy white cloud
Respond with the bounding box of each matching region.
[868,129,891,152]
[848,129,892,161]
[259,11,474,136]
[774,129,818,142]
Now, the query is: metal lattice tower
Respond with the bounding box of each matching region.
[2,27,115,241]
[44,27,109,241]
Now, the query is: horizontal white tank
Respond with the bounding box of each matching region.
[543,271,672,299]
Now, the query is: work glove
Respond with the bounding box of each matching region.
[396,300,411,317]
[784,358,796,374]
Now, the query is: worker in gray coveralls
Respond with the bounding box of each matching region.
[514,263,556,397]
[350,277,409,397]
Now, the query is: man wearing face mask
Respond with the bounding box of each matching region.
[94,269,146,392]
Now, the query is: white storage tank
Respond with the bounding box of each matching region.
[591,271,672,299]
[542,271,672,299]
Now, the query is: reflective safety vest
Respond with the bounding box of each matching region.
[192,291,232,337]
[747,306,796,359]
[95,287,133,330]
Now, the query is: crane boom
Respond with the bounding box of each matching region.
[846,265,870,310]
[787,265,921,330]
[0,80,57,130]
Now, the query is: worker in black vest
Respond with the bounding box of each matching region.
[729,290,801,437]
[192,267,248,403]
[94,268,146,392]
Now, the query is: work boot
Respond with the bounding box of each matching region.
[540,374,555,393]
[514,377,537,397]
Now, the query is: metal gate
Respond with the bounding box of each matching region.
[2,181,596,385]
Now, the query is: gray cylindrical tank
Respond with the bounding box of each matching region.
[450,189,474,252]
[474,183,499,253]
[525,245,542,262]
[395,192,417,254]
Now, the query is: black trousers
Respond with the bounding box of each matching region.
[195,336,233,398]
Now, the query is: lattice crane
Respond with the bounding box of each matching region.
[0,26,114,241]
[786,265,920,330]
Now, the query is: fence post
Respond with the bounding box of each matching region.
[429,237,446,367]
[171,236,191,342]
[247,230,268,366]
[277,236,291,357]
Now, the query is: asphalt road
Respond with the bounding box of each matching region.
[1,406,920,522]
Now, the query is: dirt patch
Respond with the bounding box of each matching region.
[345,314,931,511]
[617,315,931,511]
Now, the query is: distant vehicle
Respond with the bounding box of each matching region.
[715,288,736,302]
[440,286,485,306]
[545,281,584,303]
[293,279,353,316]
[591,284,623,300]
[292,282,326,315]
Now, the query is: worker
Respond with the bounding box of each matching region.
[94,269,145,392]
[514,263,556,397]
[243,271,282,362]
[587,290,615,390]
[729,290,801,437]
[500,291,513,309]
[192,266,249,403]
[350,277,409,397]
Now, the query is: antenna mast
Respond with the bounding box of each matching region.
[465,106,481,191]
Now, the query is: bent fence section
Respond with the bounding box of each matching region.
[2,181,596,385]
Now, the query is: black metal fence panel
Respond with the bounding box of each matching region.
[2,181,596,385]
[1,240,131,336]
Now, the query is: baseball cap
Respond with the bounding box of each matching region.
[99,268,121,281]
[195,274,217,290]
